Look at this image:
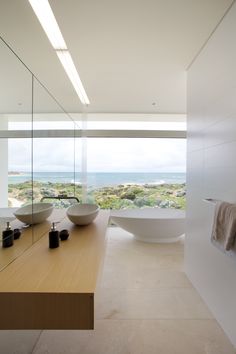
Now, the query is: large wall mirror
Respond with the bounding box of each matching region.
[0,37,80,270]
[32,77,80,244]
[0,37,33,270]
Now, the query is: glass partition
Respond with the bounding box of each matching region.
[32,78,80,242]
[86,138,186,210]
[0,37,33,270]
[0,37,81,269]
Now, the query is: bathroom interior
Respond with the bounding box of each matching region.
[0,0,236,353]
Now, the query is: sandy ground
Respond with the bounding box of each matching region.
[8,198,24,208]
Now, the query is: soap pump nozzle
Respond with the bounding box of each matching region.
[51,222,57,231]
[6,222,11,231]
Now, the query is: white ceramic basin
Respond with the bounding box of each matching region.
[14,203,53,225]
[67,203,100,226]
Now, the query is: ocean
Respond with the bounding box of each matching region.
[8,172,186,187]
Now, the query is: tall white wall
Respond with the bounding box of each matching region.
[186,3,236,347]
[0,115,8,207]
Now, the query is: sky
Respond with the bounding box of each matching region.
[8,137,186,173]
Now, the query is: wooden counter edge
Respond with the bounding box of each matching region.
[0,210,110,329]
[0,292,94,329]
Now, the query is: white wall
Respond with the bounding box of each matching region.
[186,2,236,347]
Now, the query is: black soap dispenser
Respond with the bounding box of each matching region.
[49,222,59,249]
[2,222,14,248]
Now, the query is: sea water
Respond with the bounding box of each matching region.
[8,172,186,186]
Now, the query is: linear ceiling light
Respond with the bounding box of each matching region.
[28,0,66,49]
[57,50,90,105]
[28,0,90,105]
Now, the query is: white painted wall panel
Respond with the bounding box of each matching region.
[186,2,236,347]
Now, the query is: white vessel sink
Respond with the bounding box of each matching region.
[67,203,100,226]
[14,203,53,225]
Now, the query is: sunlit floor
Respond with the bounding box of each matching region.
[0,227,235,354]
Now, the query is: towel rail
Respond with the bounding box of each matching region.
[203,198,218,204]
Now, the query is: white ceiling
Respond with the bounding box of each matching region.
[0,0,233,114]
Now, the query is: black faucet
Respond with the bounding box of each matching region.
[40,194,80,203]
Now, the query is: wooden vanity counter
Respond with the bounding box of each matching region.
[0,210,110,329]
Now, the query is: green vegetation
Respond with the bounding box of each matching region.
[8,181,186,209]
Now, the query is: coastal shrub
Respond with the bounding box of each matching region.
[8,182,186,210]
[120,191,136,200]
[175,190,186,197]
[41,190,57,198]
[159,200,179,208]
[134,197,155,207]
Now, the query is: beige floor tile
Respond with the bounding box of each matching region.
[95,288,213,320]
[3,228,236,354]
[104,228,184,271]
[100,266,192,289]
[33,320,235,354]
[0,330,41,354]
[104,250,184,270]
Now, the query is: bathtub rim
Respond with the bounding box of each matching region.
[110,207,186,222]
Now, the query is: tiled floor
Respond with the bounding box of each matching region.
[0,227,235,354]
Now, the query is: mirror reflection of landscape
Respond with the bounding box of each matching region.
[0,37,33,270]
[0,37,80,269]
[31,78,79,243]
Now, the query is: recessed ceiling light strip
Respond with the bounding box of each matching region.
[28,0,66,50]
[57,50,90,105]
[28,0,90,105]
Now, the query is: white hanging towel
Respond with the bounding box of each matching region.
[211,201,236,251]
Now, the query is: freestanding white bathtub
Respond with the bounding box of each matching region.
[110,208,185,243]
